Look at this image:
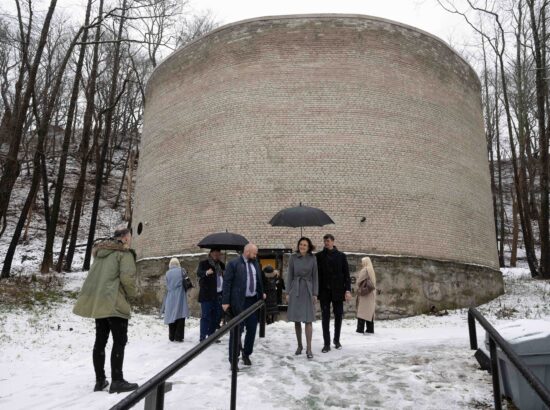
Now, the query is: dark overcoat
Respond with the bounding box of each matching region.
[197,259,226,302]
[262,272,279,316]
[316,247,351,303]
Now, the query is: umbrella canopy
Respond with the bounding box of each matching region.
[197,231,249,251]
[269,204,335,228]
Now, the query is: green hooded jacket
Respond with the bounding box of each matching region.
[73,239,138,319]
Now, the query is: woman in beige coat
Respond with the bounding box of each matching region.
[356,257,376,334]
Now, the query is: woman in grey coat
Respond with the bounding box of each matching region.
[286,237,318,359]
[162,258,190,342]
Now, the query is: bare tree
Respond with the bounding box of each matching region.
[1,8,87,277]
[0,0,58,239]
[83,0,129,270]
[40,0,94,273]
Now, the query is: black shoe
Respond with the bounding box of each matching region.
[334,340,342,350]
[93,379,108,392]
[230,364,240,372]
[215,339,222,344]
[306,351,313,359]
[242,355,252,366]
[109,379,139,394]
[356,329,364,334]
[295,346,303,355]
[322,345,330,353]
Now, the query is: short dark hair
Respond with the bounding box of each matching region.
[323,234,335,241]
[210,248,221,253]
[296,236,315,254]
[114,228,131,238]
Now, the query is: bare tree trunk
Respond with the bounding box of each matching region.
[494,66,505,267]
[511,189,519,267]
[124,148,135,221]
[510,1,538,276]
[83,0,128,270]
[527,0,550,277]
[22,191,36,242]
[56,194,76,272]
[40,152,51,246]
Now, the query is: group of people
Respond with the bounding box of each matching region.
[73,229,377,392]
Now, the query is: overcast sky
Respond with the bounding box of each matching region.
[194,0,475,48]
[41,0,475,48]
[3,0,477,61]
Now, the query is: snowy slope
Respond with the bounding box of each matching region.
[1,268,546,409]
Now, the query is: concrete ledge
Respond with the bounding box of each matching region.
[136,253,503,319]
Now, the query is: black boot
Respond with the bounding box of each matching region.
[94,378,109,392]
[109,379,139,394]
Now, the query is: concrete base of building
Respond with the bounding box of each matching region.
[135,253,503,320]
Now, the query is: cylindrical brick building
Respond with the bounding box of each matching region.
[133,14,503,318]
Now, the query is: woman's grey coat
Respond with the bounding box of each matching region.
[286,253,318,323]
[162,267,190,325]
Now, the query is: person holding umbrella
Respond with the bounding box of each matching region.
[286,237,318,359]
[197,248,225,341]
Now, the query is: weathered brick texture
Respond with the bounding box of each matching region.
[133,14,500,274]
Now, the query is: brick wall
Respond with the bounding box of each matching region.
[132,14,499,272]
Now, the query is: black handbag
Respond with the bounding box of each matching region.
[181,268,194,291]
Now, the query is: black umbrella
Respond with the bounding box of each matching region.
[269,203,335,236]
[197,231,249,251]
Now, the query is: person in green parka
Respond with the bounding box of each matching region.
[73,228,139,394]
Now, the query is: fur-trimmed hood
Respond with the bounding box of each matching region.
[263,271,278,279]
[92,239,133,258]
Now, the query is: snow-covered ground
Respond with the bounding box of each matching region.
[0,268,547,409]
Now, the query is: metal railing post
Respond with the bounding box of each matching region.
[230,325,240,410]
[468,310,477,350]
[489,337,502,410]
[155,382,165,410]
[259,304,266,338]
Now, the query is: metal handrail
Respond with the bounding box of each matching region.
[468,307,550,410]
[110,300,266,410]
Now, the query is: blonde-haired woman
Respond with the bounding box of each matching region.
[162,258,190,342]
[356,257,376,334]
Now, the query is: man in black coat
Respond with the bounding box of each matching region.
[197,248,225,342]
[316,234,351,353]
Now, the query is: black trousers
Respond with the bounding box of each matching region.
[169,318,186,341]
[320,300,343,346]
[357,318,374,334]
[93,317,128,381]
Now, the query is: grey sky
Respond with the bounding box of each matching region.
[196,0,474,47]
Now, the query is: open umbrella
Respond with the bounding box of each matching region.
[197,231,249,251]
[269,203,335,236]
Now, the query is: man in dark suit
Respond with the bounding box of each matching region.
[197,248,225,341]
[316,234,351,353]
[222,243,265,368]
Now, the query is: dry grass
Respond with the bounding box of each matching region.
[0,275,78,310]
